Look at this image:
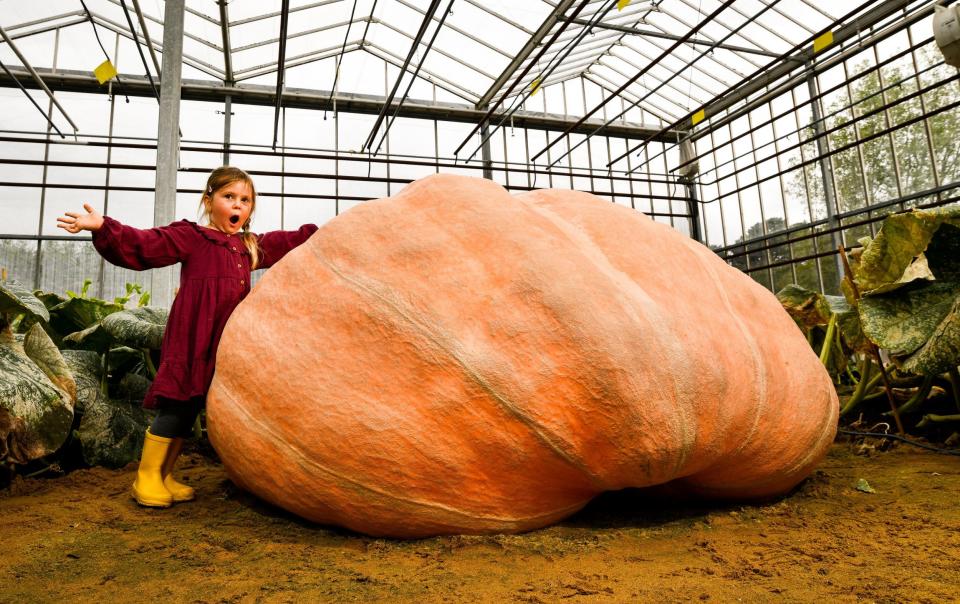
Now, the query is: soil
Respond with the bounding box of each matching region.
[2,440,959,603]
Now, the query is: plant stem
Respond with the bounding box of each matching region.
[838,245,905,435]
[916,413,960,428]
[141,348,157,380]
[820,313,838,367]
[949,367,960,413]
[841,356,876,416]
[887,374,934,416]
[100,351,109,398]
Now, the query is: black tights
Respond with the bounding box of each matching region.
[150,397,204,439]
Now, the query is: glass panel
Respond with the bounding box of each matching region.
[0,238,37,286]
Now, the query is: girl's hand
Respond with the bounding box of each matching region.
[56,203,104,233]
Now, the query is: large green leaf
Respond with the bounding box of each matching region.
[776,284,831,328]
[76,391,153,469]
[860,280,960,363]
[116,372,152,406]
[48,296,123,338]
[855,205,960,294]
[61,349,103,415]
[23,323,76,406]
[898,294,960,376]
[776,285,869,353]
[62,349,152,468]
[0,331,73,464]
[826,294,871,353]
[101,307,168,350]
[62,322,114,353]
[0,280,50,326]
[34,291,66,312]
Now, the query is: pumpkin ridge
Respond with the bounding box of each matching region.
[307,246,609,491]
[218,385,594,526]
[517,195,696,482]
[685,246,768,468]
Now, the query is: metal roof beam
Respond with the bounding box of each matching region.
[0,25,78,135]
[686,0,918,139]
[0,67,679,142]
[391,0,511,61]
[89,15,224,79]
[374,17,498,81]
[362,0,443,151]
[477,0,577,109]
[229,0,346,27]
[131,0,162,77]
[563,17,780,57]
[363,43,478,102]
[236,43,360,82]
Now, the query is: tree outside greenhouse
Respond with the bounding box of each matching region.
[729,48,959,294]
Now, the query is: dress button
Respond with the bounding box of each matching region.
[240,280,245,285]
[237,263,241,268]
[231,246,237,251]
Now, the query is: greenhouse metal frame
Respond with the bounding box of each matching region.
[0,0,957,306]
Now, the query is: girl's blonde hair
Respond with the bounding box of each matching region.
[199,166,261,269]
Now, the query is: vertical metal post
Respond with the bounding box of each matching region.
[98,32,120,300]
[152,0,185,306]
[682,177,702,243]
[34,28,59,290]
[480,120,493,180]
[806,64,844,292]
[223,95,232,165]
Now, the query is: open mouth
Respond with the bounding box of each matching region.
[229,215,240,225]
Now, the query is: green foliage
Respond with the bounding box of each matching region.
[0,276,167,473]
[777,205,960,431]
[102,307,169,351]
[856,206,960,376]
[0,279,50,331]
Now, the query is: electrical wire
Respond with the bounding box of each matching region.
[78,0,128,101]
[838,429,960,456]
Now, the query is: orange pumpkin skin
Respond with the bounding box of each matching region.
[206,174,838,538]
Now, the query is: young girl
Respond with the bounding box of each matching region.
[56,166,318,508]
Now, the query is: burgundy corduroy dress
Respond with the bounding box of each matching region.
[93,216,318,409]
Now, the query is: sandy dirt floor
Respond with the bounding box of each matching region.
[2,440,959,603]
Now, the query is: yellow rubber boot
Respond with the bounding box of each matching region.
[162,437,195,502]
[132,430,173,508]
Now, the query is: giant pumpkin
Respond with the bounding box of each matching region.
[206,174,838,538]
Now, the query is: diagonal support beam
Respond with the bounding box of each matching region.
[272,0,290,150]
[218,0,234,84]
[477,0,576,109]
[361,0,442,152]
[563,17,781,58]
[0,24,79,135]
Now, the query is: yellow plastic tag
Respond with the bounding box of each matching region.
[618,0,631,10]
[530,78,541,96]
[813,31,833,53]
[692,109,705,126]
[94,59,117,84]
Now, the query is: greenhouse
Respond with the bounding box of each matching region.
[2,0,959,601]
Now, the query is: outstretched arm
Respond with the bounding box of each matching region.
[58,205,194,271]
[257,224,319,269]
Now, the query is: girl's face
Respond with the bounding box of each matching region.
[205,180,254,234]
